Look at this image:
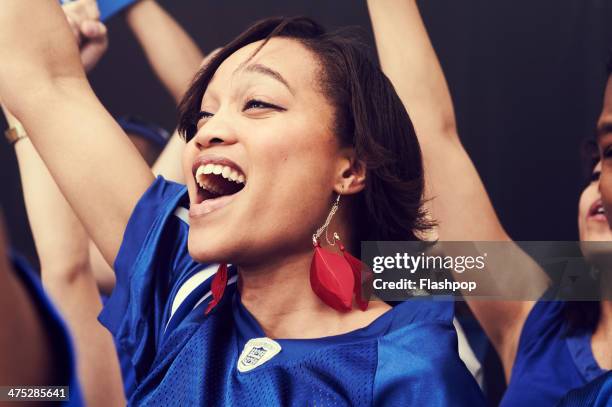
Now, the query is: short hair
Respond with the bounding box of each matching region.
[178,17,432,243]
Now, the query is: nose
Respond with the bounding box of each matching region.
[193,109,238,150]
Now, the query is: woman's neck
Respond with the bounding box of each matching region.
[237,247,389,339]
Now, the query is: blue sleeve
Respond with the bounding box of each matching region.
[514,300,565,368]
[98,177,198,386]
[374,300,486,406]
[11,254,84,406]
[60,0,139,22]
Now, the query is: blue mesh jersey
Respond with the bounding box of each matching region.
[99,177,485,406]
[557,372,612,407]
[11,253,84,406]
[501,300,609,406]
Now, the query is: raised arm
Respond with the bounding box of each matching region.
[367,0,550,378]
[125,0,203,103]
[4,106,124,406]
[0,0,155,265]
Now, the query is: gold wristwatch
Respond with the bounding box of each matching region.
[4,122,27,145]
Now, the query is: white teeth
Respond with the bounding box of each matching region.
[203,163,215,174]
[194,162,246,190]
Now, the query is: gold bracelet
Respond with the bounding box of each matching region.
[4,127,27,145]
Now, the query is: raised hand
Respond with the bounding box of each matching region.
[63,0,109,72]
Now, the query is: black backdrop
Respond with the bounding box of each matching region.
[1,0,611,263]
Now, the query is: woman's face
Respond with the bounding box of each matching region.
[578,162,611,241]
[182,38,348,265]
[598,75,612,226]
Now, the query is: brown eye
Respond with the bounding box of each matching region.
[242,99,284,111]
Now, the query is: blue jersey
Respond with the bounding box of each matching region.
[99,177,485,406]
[557,371,612,407]
[501,300,608,406]
[11,253,84,406]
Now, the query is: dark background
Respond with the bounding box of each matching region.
[1,0,611,263]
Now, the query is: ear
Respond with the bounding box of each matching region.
[334,148,366,195]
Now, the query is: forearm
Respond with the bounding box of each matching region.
[368,0,550,371]
[0,0,85,118]
[89,241,116,295]
[152,130,186,184]
[14,137,90,279]
[10,117,124,404]
[367,0,456,138]
[126,0,203,103]
[7,78,154,265]
[41,263,125,407]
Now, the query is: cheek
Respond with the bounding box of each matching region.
[182,141,198,192]
[601,170,612,206]
[578,187,592,220]
[246,123,339,227]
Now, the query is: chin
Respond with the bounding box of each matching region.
[187,229,237,264]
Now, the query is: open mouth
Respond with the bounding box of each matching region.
[190,157,246,217]
[588,199,606,221]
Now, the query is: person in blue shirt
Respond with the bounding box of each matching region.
[0,0,485,405]
[374,0,612,400]
[0,215,84,406]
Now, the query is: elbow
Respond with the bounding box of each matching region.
[40,257,93,287]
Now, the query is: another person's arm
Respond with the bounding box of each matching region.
[4,106,125,406]
[125,0,203,103]
[0,0,155,266]
[367,0,550,378]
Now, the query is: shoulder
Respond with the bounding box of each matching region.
[374,299,485,405]
[10,253,85,406]
[516,300,566,355]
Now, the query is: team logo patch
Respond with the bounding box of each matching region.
[237,337,282,373]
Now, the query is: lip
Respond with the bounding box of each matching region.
[189,193,237,219]
[587,199,607,222]
[191,154,246,179]
[189,154,247,219]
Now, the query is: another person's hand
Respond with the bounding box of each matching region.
[63,0,109,72]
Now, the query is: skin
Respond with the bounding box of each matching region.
[0,0,389,340]
[368,0,549,381]
[598,76,612,219]
[68,0,201,293]
[125,0,203,103]
[578,162,611,242]
[594,74,612,370]
[368,0,612,382]
[0,214,54,387]
[183,37,390,337]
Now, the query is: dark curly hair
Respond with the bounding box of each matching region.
[178,16,433,243]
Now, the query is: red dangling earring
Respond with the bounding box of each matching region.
[338,242,370,311]
[310,191,370,312]
[205,263,229,315]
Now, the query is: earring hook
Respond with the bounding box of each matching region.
[312,186,344,246]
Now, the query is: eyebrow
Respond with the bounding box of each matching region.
[597,121,612,139]
[241,63,294,94]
